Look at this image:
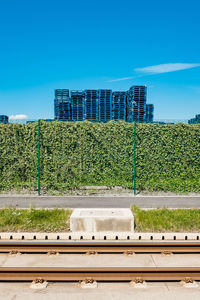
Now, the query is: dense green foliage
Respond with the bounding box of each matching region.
[132,206,200,232]
[0,121,200,192]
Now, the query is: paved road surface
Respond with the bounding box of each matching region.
[0,196,199,208]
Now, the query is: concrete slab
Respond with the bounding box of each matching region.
[0,254,9,266]
[0,282,200,300]
[2,253,200,269]
[2,253,155,268]
[70,208,134,232]
[152,254,200,267]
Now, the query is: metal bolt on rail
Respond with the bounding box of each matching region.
[33,278,45,284]
[86,251,98,256]
[135,278,144,284]
[47,250,58,256]
[123,250,135,256]
[9,250,21,255]
[184,277,194,284]
[161,250,173,256]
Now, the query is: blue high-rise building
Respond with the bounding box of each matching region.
[71,91,86,121]
[188,114,200,124]
[54,89,71,121]
[99,89,112,122]
[112,91,126,121]
[0,115,9,124]
[146,104,154,123]
[54,86,154,123]
[127,86,147,122]
[85,90,99,122]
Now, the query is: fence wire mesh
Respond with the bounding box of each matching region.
[0,119,199,195]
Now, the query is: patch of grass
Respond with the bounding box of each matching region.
[132,206,200,232]
[1,207,200,233]
[0,208,72,232]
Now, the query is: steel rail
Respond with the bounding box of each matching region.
[0,267,200,281]
[0,241,200,253]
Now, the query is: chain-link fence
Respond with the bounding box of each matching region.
[0,119,199,195]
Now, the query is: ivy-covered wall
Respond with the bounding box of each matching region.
[0,121,200,192]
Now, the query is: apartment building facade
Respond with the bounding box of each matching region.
[54,86,154,123]
[0,115,9,124]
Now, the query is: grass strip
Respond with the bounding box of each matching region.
[132,206,200,232]
[0,208,72,232]
[0,207,200,233]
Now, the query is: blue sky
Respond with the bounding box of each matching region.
[0,0,200,121]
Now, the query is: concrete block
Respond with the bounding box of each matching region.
[70,208,134,232]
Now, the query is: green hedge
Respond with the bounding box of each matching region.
[0,121,200,192]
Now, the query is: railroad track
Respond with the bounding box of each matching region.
[0,267,200,281]
[0,240,200,254]
[0,240,200,282]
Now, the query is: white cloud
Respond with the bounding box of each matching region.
[108,76,135,82]
[9,114,28,120]
[106,63,200,83]
[135,63,200,74]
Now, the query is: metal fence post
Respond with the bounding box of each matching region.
[38,119,41,196]
[134,121,136,195]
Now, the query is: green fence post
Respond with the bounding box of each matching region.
[38,119,41,196]
[134,121,136,195]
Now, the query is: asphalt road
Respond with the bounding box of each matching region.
[0,196,199,208]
